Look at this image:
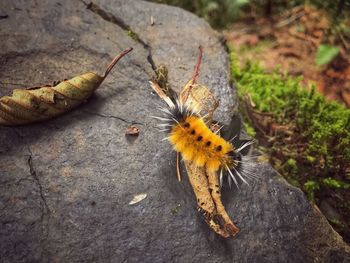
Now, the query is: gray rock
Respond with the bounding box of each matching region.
[0,0,349,262]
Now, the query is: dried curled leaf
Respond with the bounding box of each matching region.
[185,162,239,237]
[180,47,238,237]
[0,48,133,126]
[180,81,218,123]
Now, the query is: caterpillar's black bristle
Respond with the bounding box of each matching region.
[156,100,195,133]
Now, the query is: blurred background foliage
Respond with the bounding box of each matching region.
[152,0,249,28]
[151,0,350,29]
[150,0,350,243]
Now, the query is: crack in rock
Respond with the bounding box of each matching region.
[27,153,51,221]
[83,110,143,125]
[13,129,50,220]
[80,0,156,70]
[0,14,9,20]
[26,147,52,259]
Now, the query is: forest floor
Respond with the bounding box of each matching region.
[224,5,350,107]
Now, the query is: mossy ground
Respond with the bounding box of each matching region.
[230,49,350,242]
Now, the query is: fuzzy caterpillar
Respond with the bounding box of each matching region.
[155,99,255,188]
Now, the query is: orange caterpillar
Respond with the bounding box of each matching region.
[170,115,234,171]
[155,100,255,188]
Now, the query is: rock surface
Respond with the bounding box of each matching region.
[0,0,349,262]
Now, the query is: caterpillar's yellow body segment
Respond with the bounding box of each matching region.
[169,116,234,172]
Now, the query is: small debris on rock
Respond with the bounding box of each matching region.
[129,193,147,205]
[125,125,140,136]
[171,204,181,214]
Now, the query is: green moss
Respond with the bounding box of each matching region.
[321,178,350,190]
[306,155,316,163]
[304,180,320,202]
[243,121,256,137]
[285,158,298,176]
[329,219,347,231]
[230,48,350,240]
[230,50,350,174]
[127,29,139,41]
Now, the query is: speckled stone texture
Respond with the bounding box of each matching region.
[0,0,349,262]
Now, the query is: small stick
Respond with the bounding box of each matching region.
[182,46,204,103]
[149,80,175,108]
[191,45,203,84]
[176,152,182,182]
[103,47,133,78]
